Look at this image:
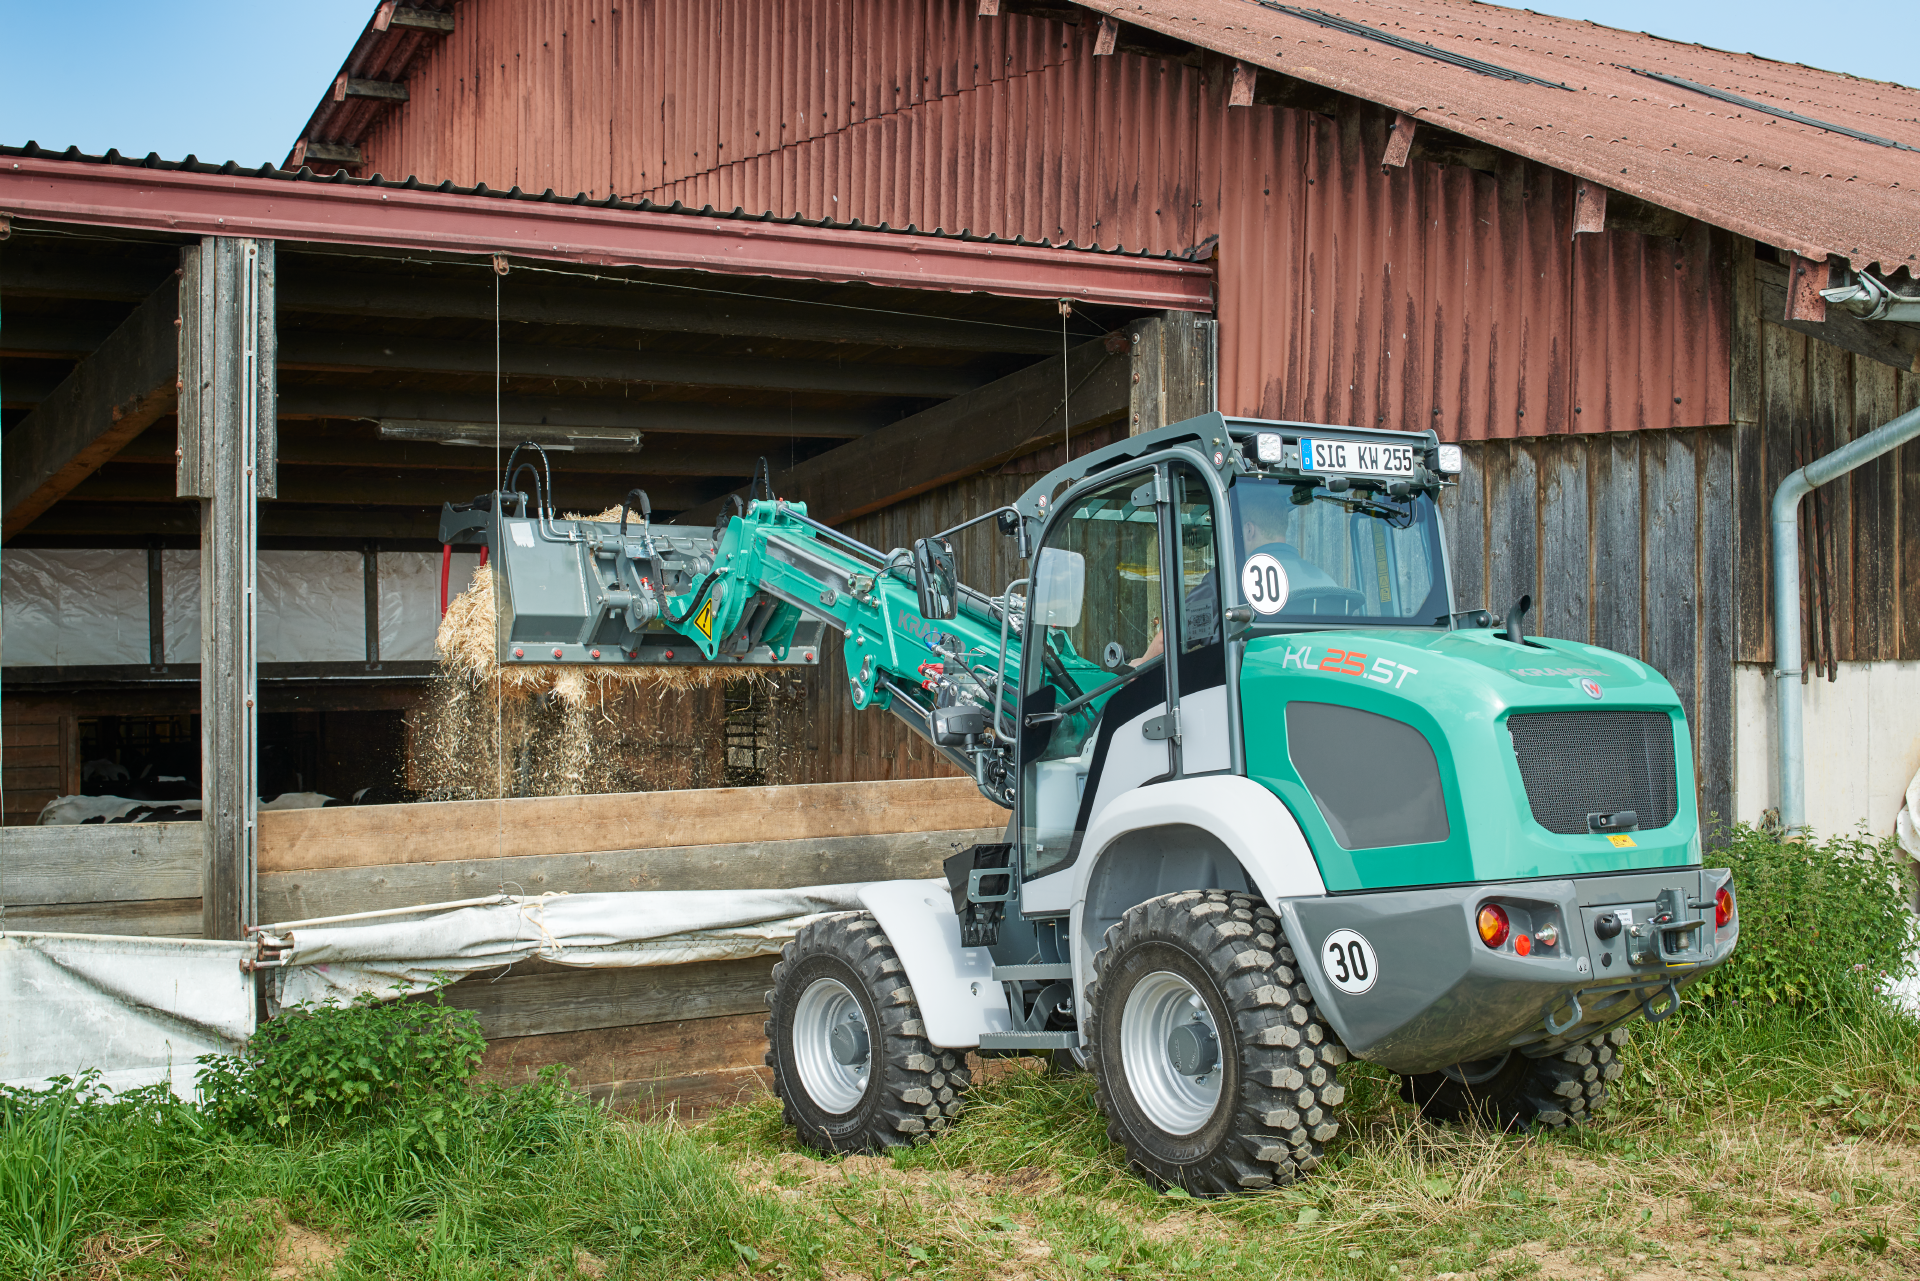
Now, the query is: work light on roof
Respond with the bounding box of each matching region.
[1255,432,1285,464]
[1436,444,1464,474]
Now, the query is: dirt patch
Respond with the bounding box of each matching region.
[268,1222,347,1280]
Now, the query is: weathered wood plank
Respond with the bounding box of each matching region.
[1592,433,1643,658]
[1729,239,1762,427]
[433,956,776,1040]
[475,1010,773,1116]
[257,827,994,922]
[1697,429,1736,836]
[0,822,204,906]
[1481,443,1532,624]
[1,277,179,541]
[1900,372,1920,661]
[1850,359,1899,661]
[1807,339,1852,663]
[1642,433,1698,738]
[257,777,1007,872]
[1733,416,1769,663]
[1441,442,1487,613]
[1759,323,1807,669]
[0,898,203,938]
[1538,439,1590,644]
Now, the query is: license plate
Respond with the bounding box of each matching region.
[1298,435,1417,478]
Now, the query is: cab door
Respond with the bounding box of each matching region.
[1016,467,1175,913]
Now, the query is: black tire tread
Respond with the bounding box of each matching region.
[1400,1026,1629,1130]
[1086,890,1347,1194]
[764,911,971,1153]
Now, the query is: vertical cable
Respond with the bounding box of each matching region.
[1060,300,1072,462]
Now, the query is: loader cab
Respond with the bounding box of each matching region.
[1011,421,1453,915]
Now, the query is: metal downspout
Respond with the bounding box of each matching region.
[1771,404,1920,829]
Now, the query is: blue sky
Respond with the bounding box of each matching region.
[0,1,1909,169]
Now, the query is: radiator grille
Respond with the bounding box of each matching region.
[1505,712,1679,835]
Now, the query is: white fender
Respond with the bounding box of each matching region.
[856,879,1013,1049]
[1066,775,1327,992]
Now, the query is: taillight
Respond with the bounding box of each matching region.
[1476,903,1511,948]
[1716,886,1734,929]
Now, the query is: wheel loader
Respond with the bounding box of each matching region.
[445,413,1739,1192]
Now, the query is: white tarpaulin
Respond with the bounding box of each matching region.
[0,933,255,1097]
[272,886,870,1007]
[3,548,471,667]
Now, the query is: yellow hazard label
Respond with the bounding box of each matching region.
[691,597,716,639]
[1607,834,1637,848]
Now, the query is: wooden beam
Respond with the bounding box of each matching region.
[67,463,721,512]
[333,74,409,103]
[1785,252,1829,322]
[434,958,775,1041]
[271,388,887,438]
[13,502,450,542]
[1757,260,1920,373]
[1,277,179,542]
[256,828,985,921]
[1128,312,1217,436]
[257,776,1004,872]
[118,426,807,478]
[1094,15,1119,55]
[276,331,983,397]
[294,140,364,166]
[275,269,1072,354]
[376,3,455,32]
[181,237,274,940]
[686,336,1132,527]
[1382,113,1417,169]
[1228,61,1257,108]
[1574,182,1608,235]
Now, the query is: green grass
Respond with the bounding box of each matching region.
[7,981,1917,1281]
[7,822,1917,1279]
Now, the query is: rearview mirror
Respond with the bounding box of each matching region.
[912,536,959,620]
[1032,547,1085,629]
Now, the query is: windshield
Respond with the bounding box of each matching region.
[1227,478,1448,626]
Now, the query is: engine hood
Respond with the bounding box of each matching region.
[1238,627,1699,892]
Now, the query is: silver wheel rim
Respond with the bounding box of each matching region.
[1120,970,1223,1136]
[793,977,871,1113]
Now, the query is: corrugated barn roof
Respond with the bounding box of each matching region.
[1082,0,1919,274]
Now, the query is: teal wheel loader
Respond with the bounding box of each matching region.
[450,415,1738,1193]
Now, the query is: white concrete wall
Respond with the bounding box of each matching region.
[1735,660,1920,839]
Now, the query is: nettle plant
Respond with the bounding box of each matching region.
[197,988,486,1143]
[1693,823,1918,1009]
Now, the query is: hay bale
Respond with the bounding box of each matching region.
[410,565,805,801]
[435,563,741,706]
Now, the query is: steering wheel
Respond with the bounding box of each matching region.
[1284,586,1369,616]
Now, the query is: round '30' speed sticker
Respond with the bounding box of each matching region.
[1321,929,1378,996]
[1241,552,1290,615]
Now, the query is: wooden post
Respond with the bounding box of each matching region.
[177,238,276,941]
[1127,311,1217,435]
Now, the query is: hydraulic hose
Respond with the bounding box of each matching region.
[439,544,452,617]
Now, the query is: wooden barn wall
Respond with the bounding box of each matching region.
[1442,428,1737,831]
[356,0,1730,445]
[1727,248,1920,669]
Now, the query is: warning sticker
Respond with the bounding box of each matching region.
[1241,552,1290,615]
[1607,834,1637,849]
[691,597,717,639]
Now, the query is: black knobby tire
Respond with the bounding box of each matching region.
[1398,1027,1628,1131]
[1085,890,1348,1194]
[765,912,970,1153]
